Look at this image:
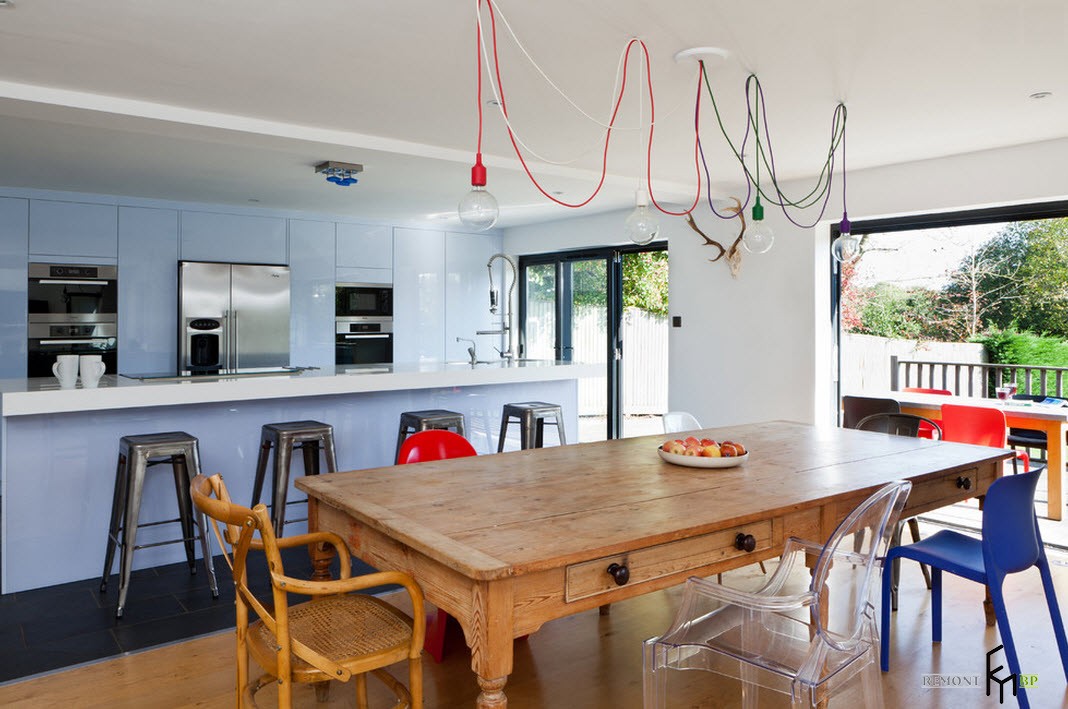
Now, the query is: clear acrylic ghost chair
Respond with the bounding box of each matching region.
[643,480,912,708]
[663,412,702,434]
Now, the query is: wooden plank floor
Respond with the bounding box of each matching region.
[3,557,1068,708]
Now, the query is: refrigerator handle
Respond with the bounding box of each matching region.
[233,309,240,371]
[223,310,232,373]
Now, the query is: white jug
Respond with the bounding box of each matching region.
[79,354,106,389]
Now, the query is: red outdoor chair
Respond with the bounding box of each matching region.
[396,429,477,663]
[940,403,1030,473]
[902,387,951,438]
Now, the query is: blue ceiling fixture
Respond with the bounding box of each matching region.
[315,160,363,187]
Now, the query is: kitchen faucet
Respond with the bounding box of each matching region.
[477,253,518,360]
[456,337,478,365]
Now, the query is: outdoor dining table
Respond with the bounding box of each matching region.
[892,390,1068,520]
[297,419,1009,709]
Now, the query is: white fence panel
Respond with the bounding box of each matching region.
[840,333,986,394]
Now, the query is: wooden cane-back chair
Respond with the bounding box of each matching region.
[191,473,425,709]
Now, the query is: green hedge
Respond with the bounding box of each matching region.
[975,330,1068,395]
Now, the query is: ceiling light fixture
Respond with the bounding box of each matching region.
[315,161,362,187]
[458,1,499,231]
[1029,91,1053,101]
[464,2,850,258]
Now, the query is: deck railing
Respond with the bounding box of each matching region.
[890,355,1068,398]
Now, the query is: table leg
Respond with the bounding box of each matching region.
[306,498,335,581]
[467,580,515,708]
[1046,422,1065,521]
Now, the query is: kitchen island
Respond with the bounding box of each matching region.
[0,360,597,593]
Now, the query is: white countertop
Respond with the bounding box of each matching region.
[0,360,600,417]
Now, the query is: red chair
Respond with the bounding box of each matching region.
[940,403,1029,472]
[396,429,477,663]
[397,428,477,464]
[902,387,951,439]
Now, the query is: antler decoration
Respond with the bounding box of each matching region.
[685,198,747,278]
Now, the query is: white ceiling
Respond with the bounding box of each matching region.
[0,0,1066,228]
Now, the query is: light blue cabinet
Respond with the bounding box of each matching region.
[393,227,445,363]
[180,211,287,264]
[0,197,29,378]
[289,219,336,369]
[445,232,505,362]
[336,223,392,270]
[118,207,179,374]
[29,199,118,258]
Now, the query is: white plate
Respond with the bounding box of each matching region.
[658,448,749,469]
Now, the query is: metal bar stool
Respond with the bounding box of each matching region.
[498,401,567,452]
[100,431,219,618]
[251,420,338,537]
[395,409,466,463]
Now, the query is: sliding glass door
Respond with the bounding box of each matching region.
[520,244,667,442]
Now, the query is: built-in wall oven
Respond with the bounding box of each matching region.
[335,317,393,365]
[27,263,118,378]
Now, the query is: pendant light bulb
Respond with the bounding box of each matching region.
[831,212,860,263]
[743,198,774,254]
[458,153,499,231]
[624,190,659,245]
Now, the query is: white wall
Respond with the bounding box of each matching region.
[505,136,1068,428]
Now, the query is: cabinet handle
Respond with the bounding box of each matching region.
[956,476,972,490]
[735,533,757,553]
[606,562,630,586]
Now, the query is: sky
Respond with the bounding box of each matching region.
[851,223,1004,290]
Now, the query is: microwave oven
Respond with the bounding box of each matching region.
[336,283,392,318]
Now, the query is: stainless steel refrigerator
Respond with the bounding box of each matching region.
[178,261,290,374]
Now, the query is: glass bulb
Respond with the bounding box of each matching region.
[832,232,861,263]
[624,191,659,245]
[458,186,499,231]
[743,220,774,254]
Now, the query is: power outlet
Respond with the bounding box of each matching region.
[672,316,682,328]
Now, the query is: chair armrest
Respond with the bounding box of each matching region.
[687,574,816,612]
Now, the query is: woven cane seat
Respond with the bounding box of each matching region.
[250,594,414,680]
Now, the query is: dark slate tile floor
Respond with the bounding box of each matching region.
[0,547,379,684]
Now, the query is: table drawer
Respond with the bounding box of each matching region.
[908,466,985,510]
[564,521,772,602]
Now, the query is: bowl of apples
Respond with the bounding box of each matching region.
[658,436,749,469]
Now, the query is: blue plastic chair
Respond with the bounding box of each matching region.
[880,469,1068,708]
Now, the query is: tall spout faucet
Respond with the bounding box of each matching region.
[481,253,518,360]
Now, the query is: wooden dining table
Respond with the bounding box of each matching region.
[297,420,1009,708]
[892,390,1068,520]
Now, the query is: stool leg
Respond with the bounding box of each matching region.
[301,440,320,477]
[117,451,148,618]
[322,432,338,473]
[497,411,510,453]
[271,440,294,537]
[535,419,545,448]
[520,413,535,450]
[456,417,466,438]
[555,415,567,445]
[185,440,218,597]
[100,452,129,593]
[251,437,272,506]
[396,421,410,464]
[170,455,198,572]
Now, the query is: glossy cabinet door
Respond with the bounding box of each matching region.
[336,223,392,270]
[393,227,445,363]
[445,231,504,362]
[29,199,118,258]
[180,210,287,265]
[0,197,29,377]
[289,219,336,369]
[118,207,179,374]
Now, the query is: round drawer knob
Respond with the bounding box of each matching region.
[956,476,972,490]
[735,533,757,553]
[606,562,630,586]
